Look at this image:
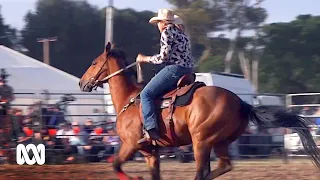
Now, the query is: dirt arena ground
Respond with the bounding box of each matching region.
[0,159,319,180]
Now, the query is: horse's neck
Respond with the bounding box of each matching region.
[108,69,140,114]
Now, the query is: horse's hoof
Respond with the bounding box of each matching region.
[106,156,115,163]
[132,177,143,180]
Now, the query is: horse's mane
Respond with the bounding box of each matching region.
[107,48,140,85]
[108,48,127,62]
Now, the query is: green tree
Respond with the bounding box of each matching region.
[259,15,320,93]
[222,0,267,75]
[165,0,216,63]
[21,0,105,77]
[21,0,160,79]
[111,8,162,81]
[166,0,267,73]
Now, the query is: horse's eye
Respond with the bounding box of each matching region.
[92,61,97,65]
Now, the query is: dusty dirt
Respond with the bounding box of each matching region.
[0,159,319,180]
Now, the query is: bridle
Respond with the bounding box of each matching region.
[87,57,140,117]
[99,62,138,82]
[88,54,138,89]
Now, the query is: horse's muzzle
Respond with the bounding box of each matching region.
[79,80,93,92]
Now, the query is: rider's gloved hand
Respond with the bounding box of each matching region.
[136,54,150,63]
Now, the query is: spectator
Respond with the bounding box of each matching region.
[314,108,320,135]
[301,107,312,116]
[53,123,72,161]
[82,119,94,144]
[56,122,70,139]
[64,121,87,162]
[83,118,94,133]
[67,121,86,146]
[11,108,24,141]
[47,105,66,129]
[0,70,15,103]
[92,109,108,123]
[0,72,14,134]
[25,103,43,129]
[84,122,118,162]
[23,106,34,125]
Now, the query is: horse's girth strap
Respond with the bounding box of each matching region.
[167,94,177,144]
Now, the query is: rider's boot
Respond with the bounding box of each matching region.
[137,128,160,144]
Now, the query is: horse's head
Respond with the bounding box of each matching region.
[79,42,126,92]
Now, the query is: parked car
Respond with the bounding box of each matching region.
[284,124,319,156]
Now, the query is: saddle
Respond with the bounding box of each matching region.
[136,73,205,107]
[159,73,206,108]
[134,73,206,145]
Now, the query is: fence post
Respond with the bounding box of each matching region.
[285,94,292,109]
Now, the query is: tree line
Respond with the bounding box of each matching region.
[0,0,319,94]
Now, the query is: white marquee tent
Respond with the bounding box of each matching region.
[1,45,88,92]
[0,45,108,123]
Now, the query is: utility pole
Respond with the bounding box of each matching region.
[37,37,57,65]
[103,0,115,115]
[105,0,114,46]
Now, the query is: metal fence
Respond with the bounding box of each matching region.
[1,91,319,164]
[284,92,320,158]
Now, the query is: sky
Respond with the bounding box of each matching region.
[0,0,320,30]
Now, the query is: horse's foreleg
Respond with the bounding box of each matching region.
[113,143,140,180]
[193,140,211,180]
[141,148,161,180]
[207,143,232,179]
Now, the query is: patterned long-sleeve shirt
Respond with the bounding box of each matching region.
[148,24,195,68]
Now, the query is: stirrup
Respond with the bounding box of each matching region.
[137,130,156,146]
[137,130,151,144]
[137,136,150,144]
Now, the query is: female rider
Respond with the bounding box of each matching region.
[136,9,195,144]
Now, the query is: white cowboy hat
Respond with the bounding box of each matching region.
[149,9,183,24]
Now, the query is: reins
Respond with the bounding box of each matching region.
[93,61,142,117]
[96,62,138,84]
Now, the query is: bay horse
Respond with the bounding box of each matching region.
[79,43,320,180]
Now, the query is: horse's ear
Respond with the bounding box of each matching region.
[105,42,112,52]
[111,43,116,49]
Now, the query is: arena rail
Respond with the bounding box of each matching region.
[284,92,320,159]
[1,91,316,164]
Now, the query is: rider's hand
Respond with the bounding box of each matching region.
[136,54,148,63]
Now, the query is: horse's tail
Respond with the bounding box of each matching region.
[240,100,320,169]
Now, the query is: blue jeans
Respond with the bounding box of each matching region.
[141,64,193,131]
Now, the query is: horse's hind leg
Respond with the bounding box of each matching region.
[112,143,141,180]
[207,119,247,179]
[207,142,232,179]
[192,140,212,180]
[140,147,161,180]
